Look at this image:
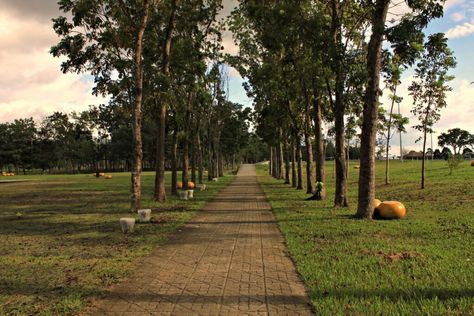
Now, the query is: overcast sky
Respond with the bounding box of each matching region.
[0,0,472,154]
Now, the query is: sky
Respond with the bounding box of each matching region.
[0,0,472,154]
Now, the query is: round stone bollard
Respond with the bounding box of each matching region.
[179,190,188,200]
[120,218,135,233]
[187,189,194,199]
[138,209,151,223]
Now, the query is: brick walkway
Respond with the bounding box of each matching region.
[91,164,313,315]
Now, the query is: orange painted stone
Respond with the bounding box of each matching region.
[176,181,183,189]
[187,181,195,189]
[373,198,382,208]
[377,201,406,219]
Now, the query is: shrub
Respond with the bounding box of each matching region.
[446,154,464,175]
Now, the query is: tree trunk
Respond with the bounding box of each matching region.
[171,126,178,195]
[191,143,196,183]
[276,141,283,179]
[334,102,348,206]
[421,127,427,189]
[269,146,273,176]
[291,141,297,187]
[385,85,397,185]
[182,91,193,190]
[304,108,314,194]
[218,150,224,177]
[197,131,203,184]
[296,135,303,190]
[313,97,325,184]
[207,122,213,181]
[271,146,277,178]
[356,0,390,218]
[131,0,150,212]
[330,0,348,207]
[399,101,403,163]
[421,105,431,189]
[191,117,198,184]
[154,0,179,202]
[284,140,290,184]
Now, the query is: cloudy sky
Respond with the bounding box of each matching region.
[0,0,472,153]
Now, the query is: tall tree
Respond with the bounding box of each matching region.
[409,33,456,189]
[51,0,152,211]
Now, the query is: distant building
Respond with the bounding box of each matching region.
[403,151,424,160]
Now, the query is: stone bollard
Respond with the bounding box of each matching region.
[187,189,194,199]
[138,209,151,223]
[120,218,135,233]
[179,190,188,200]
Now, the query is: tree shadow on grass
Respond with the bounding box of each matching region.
[311,288,474,301]
[0,217,120,236]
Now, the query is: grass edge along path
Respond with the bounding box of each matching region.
[0,171,236,315]
[255,161,474,316]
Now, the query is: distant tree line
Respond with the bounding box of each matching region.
[0,104,265,176]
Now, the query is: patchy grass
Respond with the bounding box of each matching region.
[0,171,235,315]
[257,160,474,315]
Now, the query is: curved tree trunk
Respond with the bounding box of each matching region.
[356,0,390,218]
[130,0,150,211]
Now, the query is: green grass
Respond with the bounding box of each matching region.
[0,171,235,315]
[256,160,474,316]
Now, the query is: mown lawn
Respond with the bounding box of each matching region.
[257,160,474,315]
[0,171,235,315]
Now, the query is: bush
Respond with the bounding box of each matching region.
[446,154,464,174]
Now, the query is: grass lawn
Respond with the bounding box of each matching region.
[0,171,235,315]
[256,160,474,315]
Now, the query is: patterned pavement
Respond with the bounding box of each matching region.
[90,164,313,316]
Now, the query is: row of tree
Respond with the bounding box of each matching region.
[49,0,270,210]
[228,0,456,217]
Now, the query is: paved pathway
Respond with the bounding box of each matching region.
[91,164,313,315]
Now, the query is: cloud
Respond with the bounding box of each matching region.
[380,76,474,154]
[444,0,465,11]
[0,0,60,22]
[0,9,106,123]
[450,11,466,22]
[446,22,474,38]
